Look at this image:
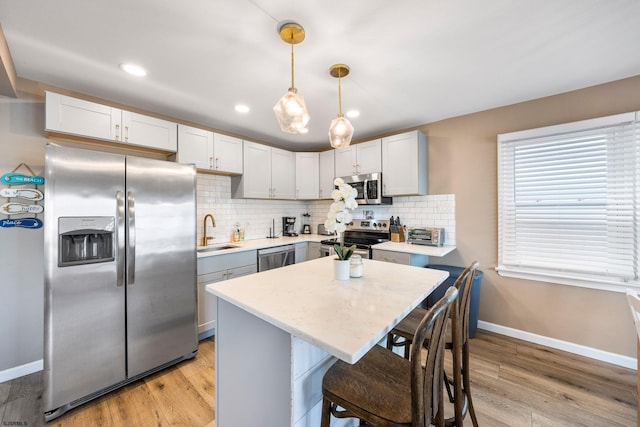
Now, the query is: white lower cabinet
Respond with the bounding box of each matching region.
[216,299,356,427]
[196,250,257,337]
[295,242,308,263]
[292,337,356,427]
[307,242,322,260]
[372,249,429,267]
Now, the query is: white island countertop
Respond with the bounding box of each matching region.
[206,257,449,363]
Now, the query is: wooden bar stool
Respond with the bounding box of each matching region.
[320,286,459,427]
[386,261,480,427]
[625,289,640,423]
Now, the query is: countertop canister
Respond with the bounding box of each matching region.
[350,254,363,278]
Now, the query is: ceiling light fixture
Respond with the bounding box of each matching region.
[235,104,250,113]
[328,64,354,149]
[273,22,310,134]
[119,63,147,77]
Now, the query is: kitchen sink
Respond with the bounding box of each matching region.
[197,244,240,253]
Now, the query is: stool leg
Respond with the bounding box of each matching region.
[462,342,479,427]
[386,333,394,350]
[444,371,455,403]
[321,398,332,427]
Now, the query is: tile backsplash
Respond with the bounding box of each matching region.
[197,174,456,245]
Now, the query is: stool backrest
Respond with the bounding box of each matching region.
[626,289,640,340]
[410,286,458,427]
[456,261,480,342]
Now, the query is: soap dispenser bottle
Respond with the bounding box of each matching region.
[232,223,241,242]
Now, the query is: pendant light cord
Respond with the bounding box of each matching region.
[337,73,343,117]
[290,38,295,90]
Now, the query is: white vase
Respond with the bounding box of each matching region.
[334,259,350,281]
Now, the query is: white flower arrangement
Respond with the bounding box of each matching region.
[324,177,358,260]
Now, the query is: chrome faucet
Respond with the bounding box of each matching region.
[202,214,216,246]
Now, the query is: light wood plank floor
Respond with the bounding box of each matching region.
[0,331,636,426]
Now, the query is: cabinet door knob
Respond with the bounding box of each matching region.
[124,126,129,142]
[215,157,220,169]
[115,124,120,141]
[209,157,213,169]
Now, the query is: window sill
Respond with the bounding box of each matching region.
[496,266,640,293]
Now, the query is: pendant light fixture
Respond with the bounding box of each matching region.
[273,22,310,134]
[328,64,354,149]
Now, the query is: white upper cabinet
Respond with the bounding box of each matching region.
[45,91,177,152]
[334,139,382,177]
[382,130,427,196]
[295,152,319,200]
[237,140,272,198]
[121,111,177,151]
[177,124,213,169]
[213,133,243,175]
[232,141,295,200]
[334,145,357,177]
[177,125,243,174]
[356,139,383,175]
[271,147,296,200]
[319,150,335,200]
[45,92,120,141]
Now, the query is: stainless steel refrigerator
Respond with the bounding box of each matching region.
[43,145,197,421]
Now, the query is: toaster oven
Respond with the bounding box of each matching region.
[407,227,445,246]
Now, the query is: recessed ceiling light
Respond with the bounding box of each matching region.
[235,104,250,113]
[119,63,147,77]
[299,127,309,134]
[346,110,360,119]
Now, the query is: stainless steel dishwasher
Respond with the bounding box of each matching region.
[257,244,295,272]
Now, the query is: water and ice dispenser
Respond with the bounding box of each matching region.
[58,217,115,267]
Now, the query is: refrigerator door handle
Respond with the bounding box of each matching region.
[127,191,136,285]
[116,191,125,287]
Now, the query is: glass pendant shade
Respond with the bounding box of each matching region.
[274,22,309,135]
[329,115,354,149]
[328,64,354,149]
[273,89,310,134]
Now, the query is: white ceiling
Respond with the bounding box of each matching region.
[1,1,640,150]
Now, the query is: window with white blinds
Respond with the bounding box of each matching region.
[497,112,640,292]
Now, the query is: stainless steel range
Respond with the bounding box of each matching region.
[320,219,390,259]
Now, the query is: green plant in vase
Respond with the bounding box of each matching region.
[324,177,358,260]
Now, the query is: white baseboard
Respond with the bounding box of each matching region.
[0,359,43,383]
[477,321,637,370]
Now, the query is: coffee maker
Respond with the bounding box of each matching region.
[282,216,298,236]
[301,213,311,234]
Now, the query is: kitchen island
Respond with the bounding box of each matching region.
[206,257,449,427]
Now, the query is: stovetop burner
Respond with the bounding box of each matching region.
[320,219,391,249]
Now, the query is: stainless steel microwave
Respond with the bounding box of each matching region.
[340,172,392,205]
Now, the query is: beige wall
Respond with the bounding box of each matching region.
[421,75,640,358]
